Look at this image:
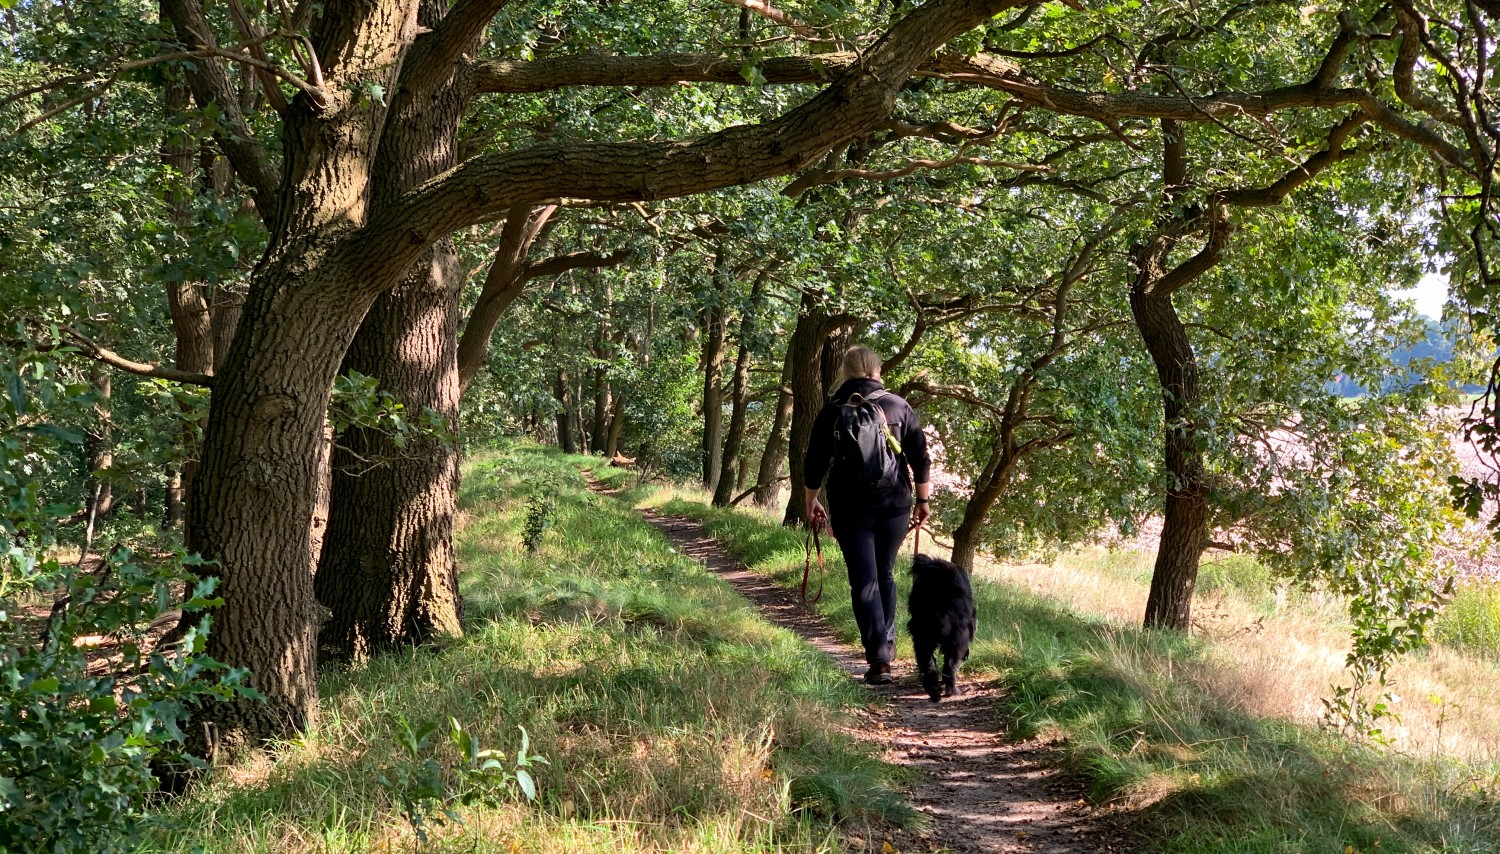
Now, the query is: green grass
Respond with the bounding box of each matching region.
[142,443,915,853]
[1431,581,1500,662]
[624,464,1500,854]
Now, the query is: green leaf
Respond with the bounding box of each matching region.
[515,768,536,802]
[32,423,84,444]
[738,61,766,87]
[5,370,25,417]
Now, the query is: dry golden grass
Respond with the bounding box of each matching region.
[973,546,1500,761]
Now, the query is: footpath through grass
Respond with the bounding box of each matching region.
[623,469,1500,854]
[144,444,913,853]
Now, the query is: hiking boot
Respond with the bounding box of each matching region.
[863,662,894,685]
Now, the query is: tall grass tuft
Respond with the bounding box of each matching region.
[1431,581,1500,661]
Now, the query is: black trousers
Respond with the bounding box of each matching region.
[832,511,909,666]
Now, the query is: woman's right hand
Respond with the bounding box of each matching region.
[807,499,828,530]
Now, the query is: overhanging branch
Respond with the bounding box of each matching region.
[63,328,215,387]
[370,0,1038,265]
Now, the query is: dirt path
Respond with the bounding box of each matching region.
[624,501,1127,854]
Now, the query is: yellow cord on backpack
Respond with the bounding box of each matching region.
[883,422,902,456]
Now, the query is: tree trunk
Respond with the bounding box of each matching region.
[555,370,577,453]
[753,348,795,508]
[315,0,471,660]
[1131,119,1221,633]
[700,301,727,493]
[209,285,245,375]
[737,445,753,490]
[188,262,378,749]
[315,242,464,661]
[574,378,589,453]
[1131,283,1209,631]
[606,393,626,457]
[949,443,1016,571]
[456,204,557,392]
[713,269,766,507]
[84,370,114,521]
[782,295,833,527]
[162,76,215,530]
[820,325,856,396]
[165,468,185,529]
[588,372,606,453]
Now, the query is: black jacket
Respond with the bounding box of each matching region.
[803,378,931,521]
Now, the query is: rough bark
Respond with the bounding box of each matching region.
[315,243,464,660]
[188,261,378,747]
[209,285,244,375]
[713,269,768,507]
[179,0,429,747]
[315,0,471,661]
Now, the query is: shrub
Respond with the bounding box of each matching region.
[0,548,254,853]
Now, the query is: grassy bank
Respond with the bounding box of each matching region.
[144,444,913,853]
[619,468,1500,853]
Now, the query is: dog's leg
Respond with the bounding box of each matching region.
[913,634,941,702]
[940,638,964,698]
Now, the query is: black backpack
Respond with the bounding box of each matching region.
[831,390,903,490]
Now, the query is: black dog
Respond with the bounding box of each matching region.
[907,553,977,702]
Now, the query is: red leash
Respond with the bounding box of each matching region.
[801,522,825,604]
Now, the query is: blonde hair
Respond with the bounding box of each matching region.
[838,345,882,386]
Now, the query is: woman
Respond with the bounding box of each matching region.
[803,346,931,684]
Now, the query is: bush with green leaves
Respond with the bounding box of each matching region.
[377,716,548,844]
[0,548,256,853]
[522,493,556,553]
[2,348,255,853]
